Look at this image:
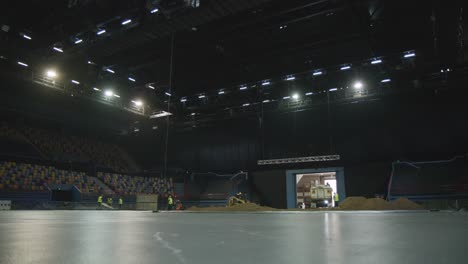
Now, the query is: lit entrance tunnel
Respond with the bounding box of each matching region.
[286,168,346,209]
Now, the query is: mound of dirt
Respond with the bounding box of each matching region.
[362,198,393,210]
[339,196,423,210]
[189,202,276,212]
[391,198,423,210]
[339,196,368,210]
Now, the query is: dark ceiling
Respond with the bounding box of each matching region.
[1,0,466,128]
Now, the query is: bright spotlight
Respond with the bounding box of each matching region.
[128,77,136,82]
[262,81,271,86]
[104,90,113,97]
[381,79,391,83]
[218,90,225,95]
[53,47,63,53]
[286,76,295,81]
[165,92,172,96]
[150,8,159,13]
[17,61,28,67]
[305,92,313,96]
[340,65,351,70]
[46,70,57,78]
[132,100,143,106]
[242,103,250,107]
[148,85,155,89]
[239,86,247,90]
[71,80,80,84]
[121,19,132,25]
[371,59,382,64]
[353,81,363,89]
[292,93,299,100]
[22,34,32,40]
[404,52,415,58]
[180,98,187,102]
[97,29,106,35]
[312,71,322,76]
[105,68,115,74]
[74,39,83,44]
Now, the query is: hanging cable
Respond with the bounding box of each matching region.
[163,32,175,178]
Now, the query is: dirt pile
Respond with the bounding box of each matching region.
[339,196,368,210]
[339,196,423,210]
[189,202,276,212]
[391,198,423,210]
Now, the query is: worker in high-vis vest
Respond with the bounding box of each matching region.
[97,195,103,208]
[333,192,340,207]
[107,197,113,206]
[167,195,174,210]
[118,197,123,209]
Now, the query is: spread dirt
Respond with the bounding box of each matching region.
[339,196,423,210]
[188,198,423,211]
[189,202,277,212]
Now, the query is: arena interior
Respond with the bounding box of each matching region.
[1,0,468,263]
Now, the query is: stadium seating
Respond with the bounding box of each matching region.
[0,161,100,193]
[97,172,174,196]
[1,122,135,171]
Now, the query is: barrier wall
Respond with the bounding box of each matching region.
[0,200,11,210]
[135,194,158,210]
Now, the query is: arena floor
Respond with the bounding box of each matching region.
[0,210,467,264]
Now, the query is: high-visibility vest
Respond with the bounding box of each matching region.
[118,198,123,205]
[334,193,339,202]
[98,196,103,203]
[168,197,173,205]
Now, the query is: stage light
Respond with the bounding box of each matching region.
[191,113,196,116]
[151,8,159,13]
[242,103,250,107]
[239,86,247,90]
[180,98,187,102]
[148,85,155,89]
[263,99,270,103]
[121,19,132,25]
[313,71,322,76]
[97,29,106,35]
[218,90,225,94]
[88,61,93,64]
[113,94,120,98]
[371,59,382,64]
[353,81,363,89]
[17,61,28,67]
[128,77,136,82]
[340,65,351,70]
[22,34,31,40]
[165,92,172,96]
[74,39,83,44]
[71,80,80,84]
[329,88,338,92]
[262,81,270,86]
[283,96,290,100]
[404,52,415,58]
[292,93,299,100]
[105,68,115,74]
[104,90,113,97]
[53,47,63,53]
[132,100,143,106]
[381,79,391,83]
[93,87,101,91]
[286,76,295,81]
[305,92,313,96]
[150,111,172,118]
[46,70,57,78]
[198,95,205,99]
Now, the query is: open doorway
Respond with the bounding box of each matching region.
[296,172,337,208]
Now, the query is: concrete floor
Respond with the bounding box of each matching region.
[0,211,467,264]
